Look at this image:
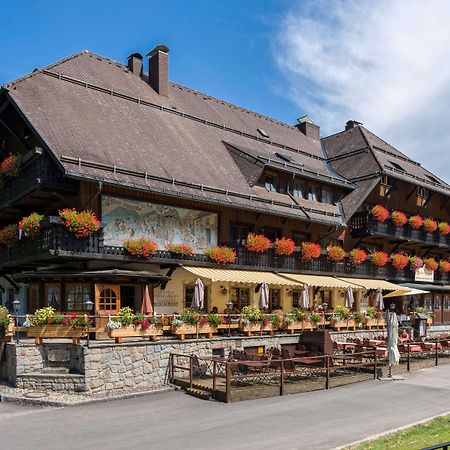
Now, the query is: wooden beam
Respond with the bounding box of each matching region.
[384,178,397,198]
[440,196,449,210]
[0,117,31,150]
[421,192,433,209]
[406,186,416,201]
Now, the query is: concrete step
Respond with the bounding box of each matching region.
[185,387,211,400]
[192,382,213,393]
[41,367,70,374]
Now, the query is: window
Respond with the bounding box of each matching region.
[322,189,333,204]
[417,186,429,207]
[257,128,270,139]
[381,175,390,186]
[292,231,311,246]
[424,295,433,311]
[269,289,281,311]
[426,174,441,185]
[184,285,208,310]
[291,181,304,198]
[230,287,250,311]
[231,224,253,244]
[66,284,90,311]
[275,152,303,166]
[28,284,39,313]
[292,290,301,308]
[307,187,318,201]
[380,175,391,197]
[388,160,406,172]
[259,227,282,241]
[264,174,277,192]
[98,288,118,311]
[45,284,61,310]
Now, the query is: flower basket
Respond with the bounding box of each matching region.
[205,246,236,264]
[391,211,407,227]
[331,318,357,331]
[371,205,389,222]
[409,256,424,270]
[364,318,379,329]
[409,215,423,230]
[0,153,21,178]
[423,218,438,234]
[27,324,87,344]
[123,238,158,258]
[424,257,438,272]
[274,237,295,256]
[166,243,194,257]
[59,208,101,238]
[0,224,18,247]
[239,321,262,336]
[370,251,389,267]
[348,248,367,265]
[171,323,217,340]
[19,212,44,239]
[108,324,163,343]
[390,253,409,270]
[438,222,450,236]
[439,260,450,273]
[245,233,271,253]
[327,245,346,262]
[300,242,321,261]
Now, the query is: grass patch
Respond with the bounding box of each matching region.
[349,415,450,450]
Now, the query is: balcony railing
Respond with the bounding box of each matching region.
[350,211,450,248]
[1,223,449,285]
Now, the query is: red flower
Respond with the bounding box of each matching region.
[0,153,21,177]
[166,243,194,256]
[409,256,424,270]
[348,248,367,265]
[19,212,44,239]
[326,245,346,262]
[274,237,295,256]
[409,215,424,230]
[423,218,438,234]
[390,253,409,270]
[205,246,236,264]
[371,205,389,223]
[438,222,450,236]
[245,233,271,253]
[141,320,151,329]
[0,224,18,247]
[300,242,321,261]
[370,251,389,267]
[423,257,438,271]
[391,211,407,227]
[123,238,158,258]
[58,208,100,238]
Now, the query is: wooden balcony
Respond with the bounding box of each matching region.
[1,223,449,285]
[350,211,450,249]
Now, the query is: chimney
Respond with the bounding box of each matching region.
[147,44,169,97]
[127,53,143,76]
[296,115,320,140]
[345,120,363,131]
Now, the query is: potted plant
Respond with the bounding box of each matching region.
[0,224,18,247]
[327,245,346,262]
[423,257,438,272]
[307,312,321,329]
[205,246,236,264]
[170,308,217,340]
[331,306,355,330]
[240,305,263,335]
[409,215,424,230]
[409,256,424,270]
[274,237,295,256]
[391,210,407,227]
[0,306,14,342]
[423,218,438,234]
[245,233,271,253]
[26,307,88,344]
[300,242,321,261]
[354,311,365,328]
[166,243,194,257]
[285,308,305,332]
[0,153,21,178]
[58,208,101,238]
[370,251,389,267]
[438,221,450,236]
[348,248,367,265]
[439,260,450,273]
[123,238,158,258]
[106,308,163,343]
[414,306,433,325]
[18,212,44,239]
[371,205,389,223]
[364,306,379,329]
[390,253,409,270]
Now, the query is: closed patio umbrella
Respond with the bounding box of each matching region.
[259,282,269,310]
[141,285,153,315]
[375,288,384,311]
[345,287,354,309]
[301,284,309,309]
[192,278,204,310]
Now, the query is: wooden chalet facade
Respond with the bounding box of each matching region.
[0,46,448,322]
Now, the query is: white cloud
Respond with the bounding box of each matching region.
[274,0,450,180]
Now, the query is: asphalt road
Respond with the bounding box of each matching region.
[1,364,450,450]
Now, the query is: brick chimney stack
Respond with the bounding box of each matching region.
[127,53,143,76]
[345,120,363,131]
[296,115,320,140]
[147,44,169,97]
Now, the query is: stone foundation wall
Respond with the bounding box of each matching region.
[16,373,86,392]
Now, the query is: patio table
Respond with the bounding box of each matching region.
[422,342,442,350]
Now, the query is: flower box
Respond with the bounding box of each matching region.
[331,319,357,331]
[240,322,264,336]
[1,319,15,342]
[285,320,315,334]
[171,324,217,341]
[108,324,163,343]
[27,325,87,344]
[377,317,387,329]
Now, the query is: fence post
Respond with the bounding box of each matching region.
[325,355,330,389]
[407,344,410,372]
[280,360,284,396]
[189,356,193,388]
[435,340,439,367]
[226,362,231,403]
[373,350,377,379]
[212,361,217,399]
[169,354,173,384]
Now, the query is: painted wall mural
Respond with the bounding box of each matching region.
[102,196,218,252]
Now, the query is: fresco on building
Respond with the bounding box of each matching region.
[102,196,218,252]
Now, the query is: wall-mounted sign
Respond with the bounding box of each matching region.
[415,267,434,283]
[102,196,218,252]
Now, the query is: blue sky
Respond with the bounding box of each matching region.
[1,0,449,179]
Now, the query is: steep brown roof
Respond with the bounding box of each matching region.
[4,51,346,226]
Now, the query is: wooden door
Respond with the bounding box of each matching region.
[433,293,443,324]
[95,284,121,332]
[443,294,450,324]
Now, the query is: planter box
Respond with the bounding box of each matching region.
[240,321,278,336]
[286,320,315,334]
[108,325,163,344]
[171,324,217,341]
[27,325,87,344]
[331,319,357,331]
[364,318,378,329]
[377,318,387,329]
[1,319,15,342]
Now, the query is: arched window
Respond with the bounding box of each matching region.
[98,288,118,311]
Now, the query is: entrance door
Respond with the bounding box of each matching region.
[95,284,121,332]
[433,294,443,324]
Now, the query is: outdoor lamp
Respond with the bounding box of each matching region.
[83,298,94,348]
[227,301,233,338]
[12,299,20,344]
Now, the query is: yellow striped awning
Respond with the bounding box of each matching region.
[336,277,410,292]
[182,267,300,286]
[278,273,361,288]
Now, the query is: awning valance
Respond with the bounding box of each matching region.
[278,273,360,289]
[336,277,409,292]
[182,267,299,286]
[384,287,430,298]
